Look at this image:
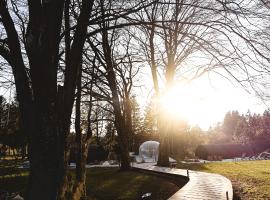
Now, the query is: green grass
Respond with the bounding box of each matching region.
[86,168,184,200]
[0,159,29,194]
[0,160,185,200]
[177,160,270,200]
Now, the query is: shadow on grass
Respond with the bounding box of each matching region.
[0,159,28,197]
[132,168,189,200]
[0,160,189,200]
[86,167,188,200]
[0,175,28,195]
[132,168,189,187]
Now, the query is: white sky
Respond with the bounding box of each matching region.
[0,71,268,132]
[136,71,269,131]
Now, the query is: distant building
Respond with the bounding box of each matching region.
[195,140,270,160]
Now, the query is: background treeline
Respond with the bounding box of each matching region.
[209,110,270,145]
[3,93,269,160]
[0,95,27,158]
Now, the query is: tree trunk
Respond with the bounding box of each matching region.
[124,96,134,151]
[157,137,170,167]
[113,107,130,171]
[0,0,94,199]
[70,144,88,200]
[69,65,87,200]
[27,111,66,200]
[21,145,26,160]
[101,22,130,170]
[113,115,130,171]
[119,143,130,170]
[148,23,170,167]
[157,98,171,167]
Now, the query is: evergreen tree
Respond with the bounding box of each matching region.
[234,117,248,143]
[222,111,242,141]
[131,96,143,135]
[262,110,270,137]
[142,100,157,136]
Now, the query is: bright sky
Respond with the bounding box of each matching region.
[1,68,268,132]
[137,72,269,131]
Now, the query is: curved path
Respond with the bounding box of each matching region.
[133,163,233,200]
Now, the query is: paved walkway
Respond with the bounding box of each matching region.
[133,163,233,200]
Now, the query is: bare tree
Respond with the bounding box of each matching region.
[0,0,94,199]
[1,0,270,198]
[132,0,270,166]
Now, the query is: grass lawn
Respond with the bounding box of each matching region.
[177,160,270,200]
[86,168,185,200]
[0,159,29,195]
[0,160,186,200]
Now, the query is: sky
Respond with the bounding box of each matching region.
[1,69,268,131]
[137,72,269,131]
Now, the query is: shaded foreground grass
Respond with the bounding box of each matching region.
[86,168,183,200]
[0,160,184,199]
[0,159,29,195]
[177,160,270,200]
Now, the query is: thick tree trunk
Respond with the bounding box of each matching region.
[157,114,172,167]
[0,0,94,199]
[27,112,66,200]
[113,104,130,171]
[156,62,175,167]
[114,115,130,171]
[157,103,171,167]
[119,143,130,170]
[157,136,170,167]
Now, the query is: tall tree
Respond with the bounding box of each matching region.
[134,0,270,166]
[0,0,94,199]
[222,111,242,141]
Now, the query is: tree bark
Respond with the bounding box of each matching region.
[0,0,94,199]
[69,67,88,200]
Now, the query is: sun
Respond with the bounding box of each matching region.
[157,83,221,130]
[159,86,197,119]
[145,73,265,130]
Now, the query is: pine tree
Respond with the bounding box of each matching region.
[142,100,157,136]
